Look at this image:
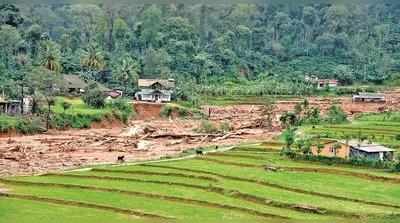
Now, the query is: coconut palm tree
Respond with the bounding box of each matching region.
[114,56,139,94]
[80,43,105,72]
[39,40,62,73]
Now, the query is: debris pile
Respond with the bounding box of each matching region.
[0,119,276,177]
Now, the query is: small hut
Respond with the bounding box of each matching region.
[348,141,394,161]
[352,93,385,103]
[0,97,21,115]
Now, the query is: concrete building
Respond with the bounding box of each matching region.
[317,79,338,89]
[352,93,385,103]
[0,97,21,115]
[348,141,394,161]
[311,139,394,161]
[135,79,175,102]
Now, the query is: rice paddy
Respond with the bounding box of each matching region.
[1,144,400,223]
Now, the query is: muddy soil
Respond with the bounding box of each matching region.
[2,91,400,177]
[0,119,276,177]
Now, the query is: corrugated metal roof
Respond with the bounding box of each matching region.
[318,79,338,84]
[64,75,87,89]
[353,93,385,99]
[138,79,175,89]
[347,141,394,152]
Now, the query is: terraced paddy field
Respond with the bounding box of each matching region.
[303,112,400,150]
[1,144,400,223]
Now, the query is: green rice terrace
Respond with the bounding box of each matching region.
[1,143,400,223]
[302,112,400,150]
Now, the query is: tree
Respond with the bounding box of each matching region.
[326,105,347,124]
[29,67,63,130]
[334,65,354,85]
[80,43,105,78]
[282,128,296,151]
[140,5,162,48]
[280,111,298,128]
[0,24,21,68]
[15,53,30,114]
[332,142,342,157]
[26,24,42,60]
[39,40,62,73]
[317,143,324,155]
[112,17,130,51]
[142,48,170,78]
[113,56,139,94]
[82,85,106,108]
[302,139,312,155]
[260,99,276,129]
[0,4,23,27]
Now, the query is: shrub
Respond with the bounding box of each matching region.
[15,118,44,134]
[160,104,199,119]
[177,107,190,117]
[325,105,348,124]
[196,120,219,134]
[107,99,134,123]
[160,105,174,118]
[62,101,72,111]
[288,153,394,169]
[394,162,400,172]
[0,116,44,134]
[219,121,232,133]
[82,88,106,108]
[52,112,103,129]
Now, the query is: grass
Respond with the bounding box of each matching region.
[0,115,43,134]
[302,112,400,150]
[52,97,133,129]
[160,103,204,119]
[2,144,400,223]
[0,97,134,133]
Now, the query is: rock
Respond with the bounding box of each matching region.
[137,140,152,150]
[292,204,326,214]
[264,165,279,172]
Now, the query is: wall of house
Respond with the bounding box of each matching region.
[139,93,171,102]
[349,149,394,161]
[311,142,350,159]
[141,94,154,101]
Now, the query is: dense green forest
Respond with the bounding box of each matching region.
[1,2,400,99]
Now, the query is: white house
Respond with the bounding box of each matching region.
[135,79,175,103]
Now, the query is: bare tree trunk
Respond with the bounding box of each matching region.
[46,100,51,131]
[20,83,24,115]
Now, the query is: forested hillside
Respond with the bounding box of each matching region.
[1,2,400,98]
